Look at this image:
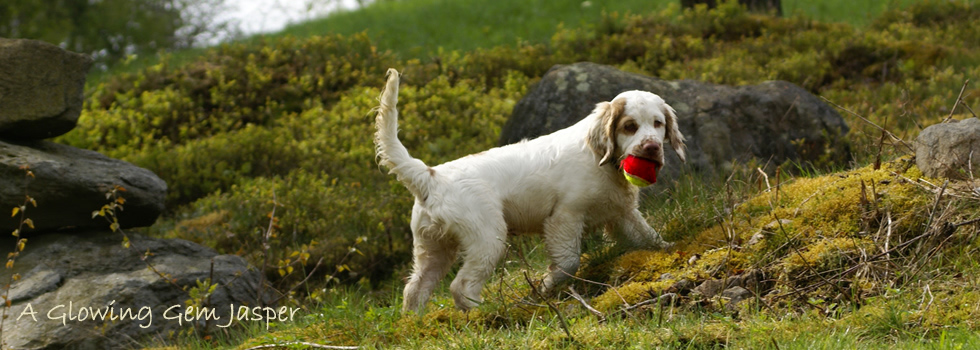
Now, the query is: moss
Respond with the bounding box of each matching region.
[591,159,942,312]
[779,237,874,276]
[609,250,682,283]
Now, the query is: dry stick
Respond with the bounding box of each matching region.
[942,79,970,123]
[925,181,949,229]
[821,96,915,154]
[268,257,325,306]
[1,169,34,344]
[955,217,980,228]
[770,336,782,350]
[896,173,976,200]
[757,167,772,192]
[774,218,948,300]
[884,211,893,257]
[874,113,889,170]
[523,271,574,340]
[556,269,632,310]
[622,293,678,312]
[963,101,979,119]
[242,342,358,350]
[258,193,279,307]
[568,286,605,323]
[773,216,852,303]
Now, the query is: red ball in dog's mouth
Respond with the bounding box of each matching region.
[620,155,660,187]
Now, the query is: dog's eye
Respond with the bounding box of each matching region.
[654,121,664,128]
[623,121,638,134]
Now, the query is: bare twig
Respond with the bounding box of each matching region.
[268,257,325,306]
[942,79,970,123]
[757,167,772,192]
[622,293,678,312]
[954,217,980,228]
[556,268,631,309]
[242,342,358,350]
[258,193,280,307]
[821,96,915,153]
[523,271,574,340]
[568,286,605,322]
[963,102,979,119]
[774,220,948,299]
[774,216,851,302]
[925,181,949,229]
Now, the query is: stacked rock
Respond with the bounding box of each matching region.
[0,38,266,349]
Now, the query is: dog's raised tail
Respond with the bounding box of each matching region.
[374,68,432,199]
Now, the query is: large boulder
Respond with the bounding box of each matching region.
[0,140,166,232]
[501,62,850,183]
[0,38,92,139]
[1,231,268,349]
[915,118,980,179]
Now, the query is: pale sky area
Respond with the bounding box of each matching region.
[218,0,361,36]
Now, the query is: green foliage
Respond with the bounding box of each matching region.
[146,73,525,289]
[0,0,234,65]
[64,2,980,348]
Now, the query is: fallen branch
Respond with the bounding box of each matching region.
[942,79,970,123]
[523,271,574,340]
[568,286,605,323]
[774,218,950,299]
[821,96,915,154]
[242,341,358,350]
[622,293,678,312]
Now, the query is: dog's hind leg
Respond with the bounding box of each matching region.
[402,236,457,313]
[540,210,584,293]
[449,217,507,311]
[403,210,458,313]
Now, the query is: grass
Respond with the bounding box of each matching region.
[274,0,923,59]
[156,158,980,349]
[89,0,922,85]
[80,0,980,348]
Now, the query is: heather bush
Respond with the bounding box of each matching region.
[154,74,526,287]
[61,0,980,301]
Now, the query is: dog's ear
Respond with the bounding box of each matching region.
[663,103,687,163]
[587,98,626,166]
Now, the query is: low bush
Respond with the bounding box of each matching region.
[61,0,980,309]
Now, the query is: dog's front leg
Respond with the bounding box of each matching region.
[607,209,674,250]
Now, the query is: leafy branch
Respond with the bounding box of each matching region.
[1,166,35,349]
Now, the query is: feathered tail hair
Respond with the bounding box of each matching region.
[373,68,433,199]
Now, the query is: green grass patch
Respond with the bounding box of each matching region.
[66,0,980,348]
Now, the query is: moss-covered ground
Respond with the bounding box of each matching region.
[56,0,980,348]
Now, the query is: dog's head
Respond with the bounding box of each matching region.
[586,91,687,168]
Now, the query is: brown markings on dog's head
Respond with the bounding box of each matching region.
[662,103,687,163]
[587,97,627,166]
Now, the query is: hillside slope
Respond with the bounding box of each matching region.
[56,1,980,348]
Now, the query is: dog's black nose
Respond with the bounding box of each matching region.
[642,142,661,155]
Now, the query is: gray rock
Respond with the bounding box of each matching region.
[501,62,850,184]
[692,279,725,298]
[0,38,92,139]
[0,231,268,349]
[668,279,695,295]
[915,118,980,179]
[0,140,166,232]
[691,269,769,299]
[725,269,768,294]
[721,286,754,309]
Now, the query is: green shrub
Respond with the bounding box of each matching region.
[64,33,397,161]
[64,0,980,299]
[157,74,526,287]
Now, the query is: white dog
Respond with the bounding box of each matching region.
[374,69,686,312]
